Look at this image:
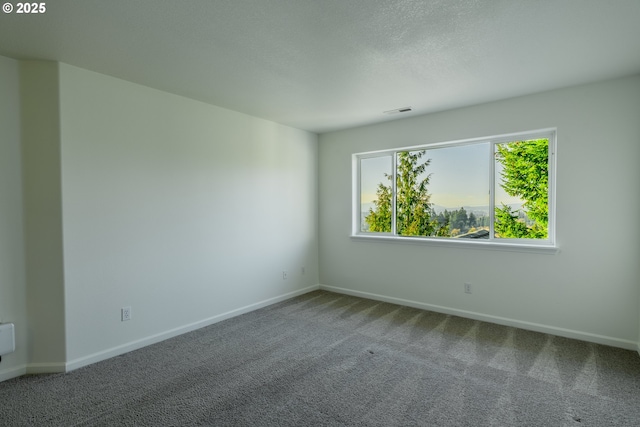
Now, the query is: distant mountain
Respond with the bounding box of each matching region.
[431,204,524,216]
[361,202,524,216]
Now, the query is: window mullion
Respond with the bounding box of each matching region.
[392,151,397,235]
[489,141,495,241]
[356,157,362,234]
[547,136,556,246]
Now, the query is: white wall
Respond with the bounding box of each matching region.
[2,54,637,381]
[20,61,68,371]
[0,56,28,380]
[319,75,640,349]
[2,58,318,379]
[58,64,319,366]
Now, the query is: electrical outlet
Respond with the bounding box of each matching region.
[121,306,132,321]
[282,270,288,280]
[464,283,472,294]
[301,266,305,275]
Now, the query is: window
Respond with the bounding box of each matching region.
[353,129,556,250]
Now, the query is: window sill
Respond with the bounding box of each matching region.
[350,234,559,254]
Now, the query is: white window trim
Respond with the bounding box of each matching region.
[352,128,558,253]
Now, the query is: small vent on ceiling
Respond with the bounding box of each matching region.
[384,106,412,115]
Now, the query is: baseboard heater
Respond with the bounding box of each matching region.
[0,323,15,357]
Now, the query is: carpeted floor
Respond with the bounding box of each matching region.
[1,290,640,426]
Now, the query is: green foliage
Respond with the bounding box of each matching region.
[494,204,530,237]
[365,140,548,240]
[434,210,451,236]
[468,212,477,228]
[395,151,437,236]
[494,139,548,239]
[450,207,469,231]
[366,179,392,232]
[365,151,441,236]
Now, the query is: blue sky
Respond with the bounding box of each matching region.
[360,143,521,210]
[425,143,489,208]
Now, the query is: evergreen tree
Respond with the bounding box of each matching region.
[456,207,468,230]
[396,151,437,236]
[495,205,529,237]
[468,212,477,228]
[365,178,392,232]
[365,151,442,236]
[494,139,548,238]
[435,210,451,236]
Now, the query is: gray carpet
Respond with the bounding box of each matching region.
[1,290,640,426]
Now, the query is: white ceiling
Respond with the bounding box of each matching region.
[1,0,639,133]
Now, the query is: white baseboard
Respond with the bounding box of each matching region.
[65,285,320,372]
[0,364,27,382]
[26,363,66,375]
[320,284,639,351]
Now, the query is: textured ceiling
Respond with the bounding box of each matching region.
[1,0,639,133]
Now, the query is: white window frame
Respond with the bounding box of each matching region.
[352,129,558,253]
